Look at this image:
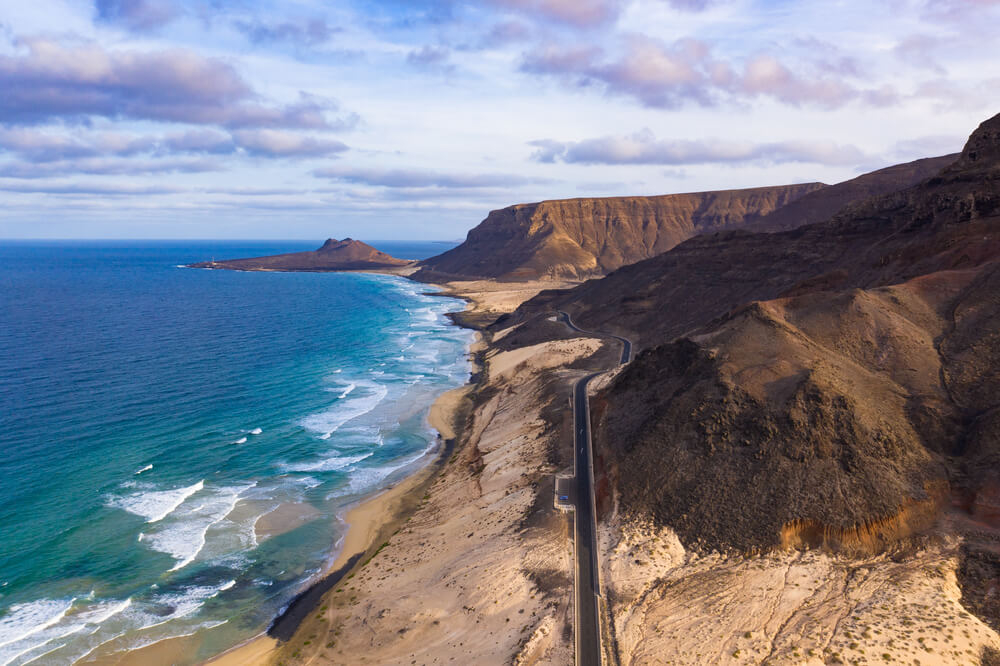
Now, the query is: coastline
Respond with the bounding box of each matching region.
[196,286,483,666]
[203,382,478,666]
[239,277,586,665]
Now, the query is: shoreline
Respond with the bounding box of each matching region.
[200,282,483,666]
[205,381,478,666]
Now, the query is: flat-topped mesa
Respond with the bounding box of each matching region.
[189,238,414,272]
[415,183,826,281]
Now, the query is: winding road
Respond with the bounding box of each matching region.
[555,311,632,666]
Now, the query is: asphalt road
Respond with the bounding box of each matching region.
[556,311,632,666]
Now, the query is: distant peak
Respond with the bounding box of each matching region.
[953,111,1000,172]
[319,237,362,249]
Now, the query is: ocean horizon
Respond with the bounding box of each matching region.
[0,240,472,665]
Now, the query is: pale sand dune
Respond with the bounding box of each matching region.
[600,514,1000,665]
[487,336,602,377]
[438,279,578,315]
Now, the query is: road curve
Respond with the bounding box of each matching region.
[558,311,632,365]
[556,311,632,666]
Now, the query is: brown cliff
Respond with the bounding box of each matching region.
[189,238,414,272]
[501,113,1000,557]
[748,154,958,232]
[416,184,824,281]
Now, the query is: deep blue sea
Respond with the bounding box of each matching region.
[0,240,472,665]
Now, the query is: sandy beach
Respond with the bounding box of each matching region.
[202,369,479,666]
[104,379,475,666]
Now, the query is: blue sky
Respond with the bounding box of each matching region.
[0,0,997,239]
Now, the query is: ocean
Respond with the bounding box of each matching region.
[0,240,473,665]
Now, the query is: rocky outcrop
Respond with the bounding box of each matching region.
[416,184,824,281]
[189,238,414,272]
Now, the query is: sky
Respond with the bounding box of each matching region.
[0,0,998,240]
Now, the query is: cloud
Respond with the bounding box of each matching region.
[912,76,1000,110]
[407,45,451,69]
[530,129,871,166]
[893,34,946,73]
[161,129,235,154]
[95,0,177,32]
[232,130,348,157]
[481,21,532,47]
[313,166,549,188]
[0,157,220,179]
[520,36,900,109]
[663,0,713,10]
[891,134,965,159]
[486,0,622,27]
[0,38,347,128]
[233,18,339,46]
[0,126,350,177]
[0,127,104,162]
[201,187,307,196]
[922,0,1000,22]
[0,180,182,195]
[740,54,858,108]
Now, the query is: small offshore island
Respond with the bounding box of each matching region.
[189,238,417,273]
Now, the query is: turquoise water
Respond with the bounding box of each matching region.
[0,241,472,664]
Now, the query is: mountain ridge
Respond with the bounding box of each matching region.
[497,112,1000,559]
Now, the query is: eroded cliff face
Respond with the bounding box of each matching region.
[417,183,824,281]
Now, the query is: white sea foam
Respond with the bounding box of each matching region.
[0,599,73,653]
[249,427,263,435]
[301,382,388,440]
[135,464,153,475]
[279,452,373,474]
[138,483,253,573]
[338,384,356,399]
[130,582,230,636]
[330,446,434,499]
[109,480,204,524]
[233,437,247,445]
[0,597,134,666]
